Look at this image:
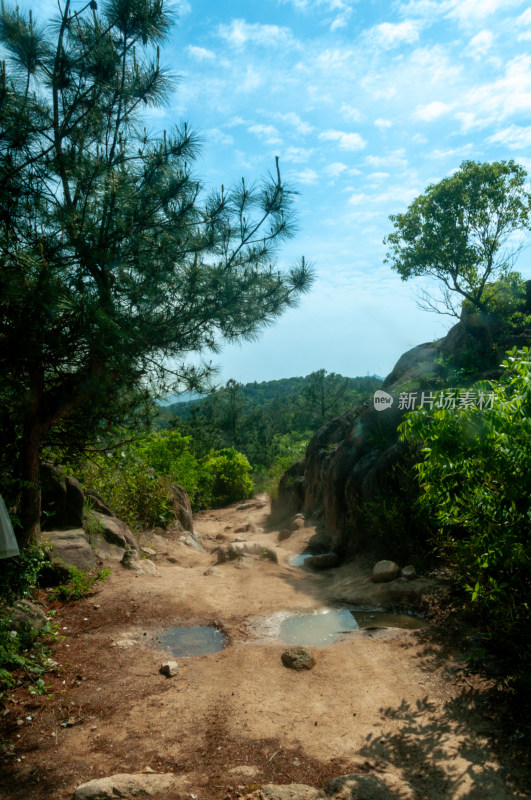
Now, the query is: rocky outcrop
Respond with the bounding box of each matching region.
[46,529,98,576]
[272,308,531,562]
[40,461,85,530]
[72,772,179,799]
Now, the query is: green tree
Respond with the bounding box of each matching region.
[299,369,351,428]
[384,160,531,318]
[0,0,313,545]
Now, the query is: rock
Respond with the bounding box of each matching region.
[246,785,322,800]
[140,547,156,557]
[307,530,333,554]
[235,522,256,533]
[293,513,305,522]
[278,528,291,542]
[371,560,401,583]
[45,529,98,576]
[167,483,194,534]
[290,517,305,533]
[228,541,278,563]
[120,551,156,574]
[237,502,255,510]
[324,773,415,799]
[304,553,340,570]
[401,564,417,580]
[88,512,138,559]
[204,566,221,576]
[40,461,85,530]
[167,556,178,563]
[9,601,48,633]
[281,646,316,671]
[72,772,178,799]
[83,489,114,517]
[216,533,227,541]
[159,661,179,677]
[227,765,260,778]
[178,531,203,550]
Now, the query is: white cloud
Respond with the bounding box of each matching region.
[399,0,524,25]
[206,128,234,146]
[186,45,216,61]
[319,129,367,150]
[488,124,531,149]
[340,103,362,121]
[375,118,392,129]
[324,161,349,177]
[365,149,408,168]
[270,111,314,134]
[281,146,315,163]
[218,19,297,49]
[456,55,531,130]
[366,20,420,49]
[368,172,390,181]
[239,66,265,93]
[414,100,452,121]
[468,30,494,59]
[294,168,320,183]
[248,124,283,145]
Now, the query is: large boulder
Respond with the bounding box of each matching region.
[167,483,194,534]
[40,462,85,530]
[45,529,98,576]
[72,772,178,799]
[87,511,138,559]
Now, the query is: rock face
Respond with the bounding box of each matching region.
[72,772,178,799]
[88,512,138,560]
[372,560,400,583]
[168,482,194,534]
[271,308,531,562]
[46,529,98,576]
[281,646,316,671]
[40,461,85,530]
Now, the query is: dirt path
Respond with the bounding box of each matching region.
[1,496,528,799]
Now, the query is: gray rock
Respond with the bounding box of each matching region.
[46,529,98,575]
[9,600,48,633]
[88,512,138,556]
[121,550,156,574]
[140,546,156,556]
[371,560,400,583]
[304,553,340,570]
[278,529,291,542]
[290,517,305,533]
[401,564,417,580]
[204,566,221,576]
[83,489,114,517]
[247,786,322,800]
[281,646,316,671]
[178,531,203,550]
[167,483,194,534]
[72,772,178,799]
[40,461,85,530]
[159,661,179,677]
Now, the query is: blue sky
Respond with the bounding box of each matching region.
[19,0,531,382]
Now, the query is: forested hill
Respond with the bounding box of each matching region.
[156,371,382,477]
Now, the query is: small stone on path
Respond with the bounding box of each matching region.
[371,560,400,583]
[281,646,316,671]
[159,660,179,677]
[72,772,178,799]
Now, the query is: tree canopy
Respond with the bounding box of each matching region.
[384,160,531,318]
[0,0,313,545]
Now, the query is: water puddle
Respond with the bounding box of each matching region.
[158,625,226,657]
[277,607,428,646]
[288,552,336,567]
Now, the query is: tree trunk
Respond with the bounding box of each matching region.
[17,418,43,548]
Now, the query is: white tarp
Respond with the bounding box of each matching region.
[0,495,20,559]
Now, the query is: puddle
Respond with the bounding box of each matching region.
[276,607,428,646]
[158,625,226,657]
[288,552,336,567]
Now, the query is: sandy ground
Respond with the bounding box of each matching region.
[0,495,529,799]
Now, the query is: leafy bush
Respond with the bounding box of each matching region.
[200,448,253,507]
[0,544,50,610]
[49,566,109,602]
[399,347,531,659]
[133,430,201,502]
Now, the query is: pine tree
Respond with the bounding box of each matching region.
[0,0,313,545]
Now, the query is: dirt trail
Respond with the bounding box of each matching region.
[0,496,528,799]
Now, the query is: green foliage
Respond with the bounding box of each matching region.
[252,432,311,498]
[134,430,201,503]
[0,613,58,699]
[0,0,313,544]
[385,160,531,318]
[0,544,50,610]
[200,449,253,507]
[399,347,531,659]
[49,567,109,602]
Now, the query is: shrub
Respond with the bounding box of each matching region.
[49,566,109,602]
[200,448,253,507]
[399,347,531,660]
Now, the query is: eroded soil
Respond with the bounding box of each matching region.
[1,496,529,799]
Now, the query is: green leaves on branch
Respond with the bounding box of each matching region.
[399,347,531,658]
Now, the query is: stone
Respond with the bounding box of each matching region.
[88,512,138,559]
[140,547,156,557]
[121,550,156,574]
[304,553,340,570]
[159,660,179,677]
[401,565,417,580]
[83,489,114,517]
[167,483,194,534]
[9,601,48,633]
[178,531,203,550]
[167,556,178,563]
[281,646,316,671]
[371,560,400,583]
[72,772,178,799]
[278,529,291,542]
[246,785,322,800]
[228,541,278,563]
[204,566,221,576]
[236,502,255,510]
[290,517,305,533]
[40,462,85,530]
[45,529,98,576]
